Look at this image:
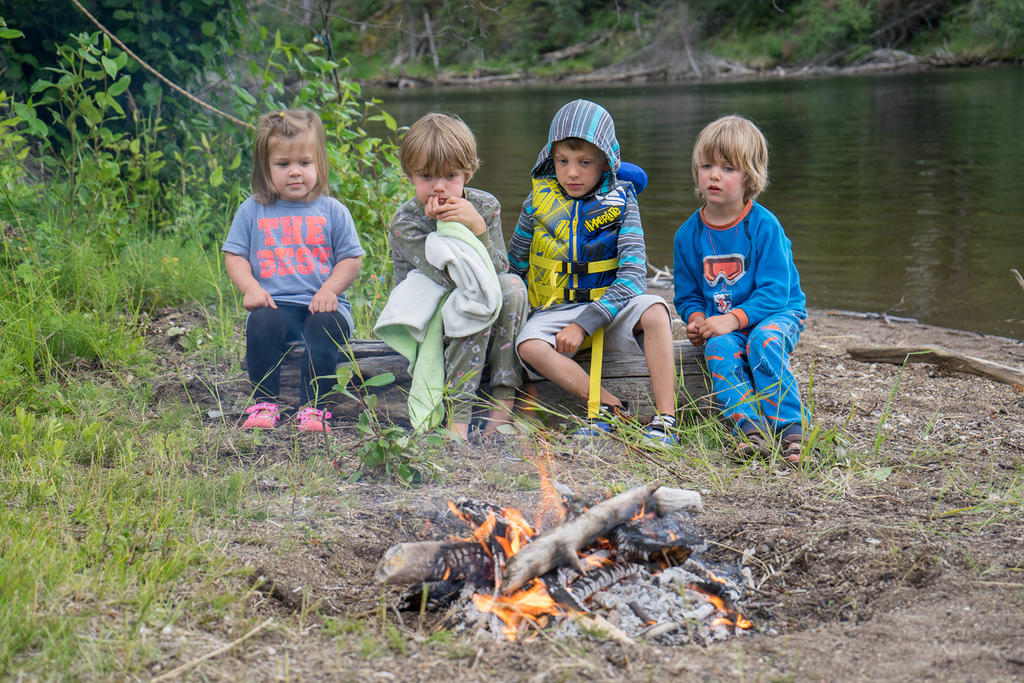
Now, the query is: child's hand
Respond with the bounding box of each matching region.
[242,285,276,311]
[701,313,741,339]
[309,286,339,313]
[555,323,587,355]
[425,196,487,236]
[686,318,706,346]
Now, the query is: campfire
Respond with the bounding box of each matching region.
[375,476,753,645]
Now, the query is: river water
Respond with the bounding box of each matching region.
[371,66,1024,339]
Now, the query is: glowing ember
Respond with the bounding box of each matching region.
[471,579,562,641]
[692,583,753,632]
[579,549,613,570]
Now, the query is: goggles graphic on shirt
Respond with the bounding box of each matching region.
[703,254,746,285]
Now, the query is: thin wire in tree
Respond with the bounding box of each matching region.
[69,0,255,130]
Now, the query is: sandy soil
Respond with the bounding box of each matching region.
[146,306,1024,681]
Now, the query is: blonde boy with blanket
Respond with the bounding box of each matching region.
[376,113,528,440]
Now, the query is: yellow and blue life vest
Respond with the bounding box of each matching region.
[525,177,631,309]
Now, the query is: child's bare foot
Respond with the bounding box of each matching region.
[480,398,515,436]
[448,421,470,442]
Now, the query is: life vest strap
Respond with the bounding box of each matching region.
[587,327,605,419]
[562,286,608,303]
[531,253,618,275]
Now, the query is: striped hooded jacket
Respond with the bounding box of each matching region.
[507,99,648,336]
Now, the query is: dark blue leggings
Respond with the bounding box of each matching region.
[245,303,350,406]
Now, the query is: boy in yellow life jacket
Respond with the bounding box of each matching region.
[507,99,677,444]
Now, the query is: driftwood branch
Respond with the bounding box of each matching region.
[501,482,662,594]
[828,309,918,324]
[539,34,606,64]
[1012,268,1024,293]
[847,346,1024,386]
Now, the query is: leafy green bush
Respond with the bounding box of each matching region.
[792,0,877,63]
[0,21,407,417]
[967,0,1024,53]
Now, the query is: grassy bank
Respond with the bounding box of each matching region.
[0,28,407,675]
[3,20,1024,682]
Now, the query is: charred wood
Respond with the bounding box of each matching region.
[397,580,464,612]
[500,482,662,594]
[611,511,704,563]
[450,498,535,534]
[374,541,493,585]
[566,562,641,604]
[543,575,587,614]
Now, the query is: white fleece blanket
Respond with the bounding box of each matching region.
[374,220,501,430]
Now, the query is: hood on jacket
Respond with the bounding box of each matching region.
[531,99,621,194]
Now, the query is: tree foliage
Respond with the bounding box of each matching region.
[249,0,1023,74]
[1,0,248,110]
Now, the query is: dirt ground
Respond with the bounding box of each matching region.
[148,305,1024,681]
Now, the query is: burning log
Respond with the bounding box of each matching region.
[565,562,642,604]
[611,511,705,563]
[374,541,493,585]
[500,482,662,594]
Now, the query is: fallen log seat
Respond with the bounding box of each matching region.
[274,338,711,422]
[521,340,711,421]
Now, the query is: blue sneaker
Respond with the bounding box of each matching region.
[642,414,678,447]
[573,404,627,437]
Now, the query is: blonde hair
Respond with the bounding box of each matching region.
[691,115,769,202]
[252,109,330,204]
[400,112,480,179]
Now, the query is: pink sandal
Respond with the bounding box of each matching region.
[242,402,280,429]
[296,406,332,433]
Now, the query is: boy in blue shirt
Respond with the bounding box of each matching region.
[508,99,677,444]
[673,115,808,463]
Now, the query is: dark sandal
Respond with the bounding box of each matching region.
[782,438,814,466]
[735,431,770,459]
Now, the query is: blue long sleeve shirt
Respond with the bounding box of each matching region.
[673,200,806,330]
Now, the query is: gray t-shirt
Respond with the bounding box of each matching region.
[223,195,365,329]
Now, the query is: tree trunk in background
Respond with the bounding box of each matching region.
[423,9,439,70]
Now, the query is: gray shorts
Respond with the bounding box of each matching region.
[516,294,670,378]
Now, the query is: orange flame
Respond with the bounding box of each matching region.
[472,580,560,641]
[692,582,753,632]
[533,453,565,531]
[579,550,612,570]
[703,592,727,611]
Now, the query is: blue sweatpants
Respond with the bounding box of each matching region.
[703,312,804,438]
